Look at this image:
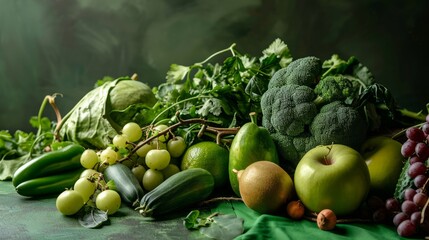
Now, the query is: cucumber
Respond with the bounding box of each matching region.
[13,144,85,187]
[15,168,83,197]
[103,163,145,207]
[136,168,214,218]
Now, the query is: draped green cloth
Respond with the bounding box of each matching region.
[0,181,407,239]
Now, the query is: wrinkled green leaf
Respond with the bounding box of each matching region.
[57,80,120,149]
[78,206,109,229]
[199,214,244,240]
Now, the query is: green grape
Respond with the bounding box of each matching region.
[80,169,100,179]
[145,149,171,170]
[80,149,99,169]
[100,147,118,165]
[167,136,187,158]
[142,169,164,191]
[56,190,85,216]
[135,142,155,157]
[152,138,167,150]
[113,134,128,148]
[95,189,121,215]
[161,164,180,179]
[74,177,97,202]
[153,124,169,143]
[132,165,146,183]
[122,122,142,142]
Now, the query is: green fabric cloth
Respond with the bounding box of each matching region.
[209,201,407,240]
[0,180,409,239]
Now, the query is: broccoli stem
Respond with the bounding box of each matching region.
[377,103,427,122]
[313,96,327,107]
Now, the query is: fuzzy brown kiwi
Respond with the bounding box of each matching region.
[233,161,294,214]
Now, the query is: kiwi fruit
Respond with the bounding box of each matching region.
[234,161,294,214]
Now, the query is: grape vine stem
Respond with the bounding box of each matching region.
[119,111,240,162]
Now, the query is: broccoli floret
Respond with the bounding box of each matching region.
[261,84,317,137]
[261,57,369,170]
[310,101,367,149]
[268,56,322,89]
[313,75,356,105]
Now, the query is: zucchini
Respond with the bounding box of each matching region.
[103,163,145,207]
[12,144,85,187]
[136,168,214,218]
[15,168,83,197]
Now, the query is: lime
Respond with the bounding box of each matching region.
[181,141,229,188]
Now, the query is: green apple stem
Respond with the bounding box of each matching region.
[323,144,334,165]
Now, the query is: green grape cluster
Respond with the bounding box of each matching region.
[56,122,188,217]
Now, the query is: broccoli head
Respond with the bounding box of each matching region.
[313,75,357,105]
[268,56,322,89]
[310,101,367,149]
[261,57,368,169]
[261,84,318,137]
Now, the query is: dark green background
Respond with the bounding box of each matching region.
[1,0,428,132]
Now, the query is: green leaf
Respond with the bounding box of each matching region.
[29,116,51,131]
[183,210,201,229]
[94,76,115,87]
[0,153,32,180]
[57,80,120,149]
[166,64,190,83]
[261,38,290,60]
[106,180,116,191]
[199,214,244,240]
[245,75,268,101]
[197,98,224,117]
[78,206,109,229]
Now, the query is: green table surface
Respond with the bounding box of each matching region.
[0,180,408,240]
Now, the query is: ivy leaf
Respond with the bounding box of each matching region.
[183,210,244,239]
[183,210,214,230]
[199,214,244,240]
[78,206,109,229]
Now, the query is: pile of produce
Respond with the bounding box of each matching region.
[1,38,429,239]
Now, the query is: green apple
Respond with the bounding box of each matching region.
[294,144,370,216]
[360,136,405,197]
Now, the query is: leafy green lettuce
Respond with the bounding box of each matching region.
[56,78,157,149]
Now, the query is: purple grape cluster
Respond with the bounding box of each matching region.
[384,115,429,237]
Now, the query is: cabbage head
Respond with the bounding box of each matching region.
[56,78,157,149]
